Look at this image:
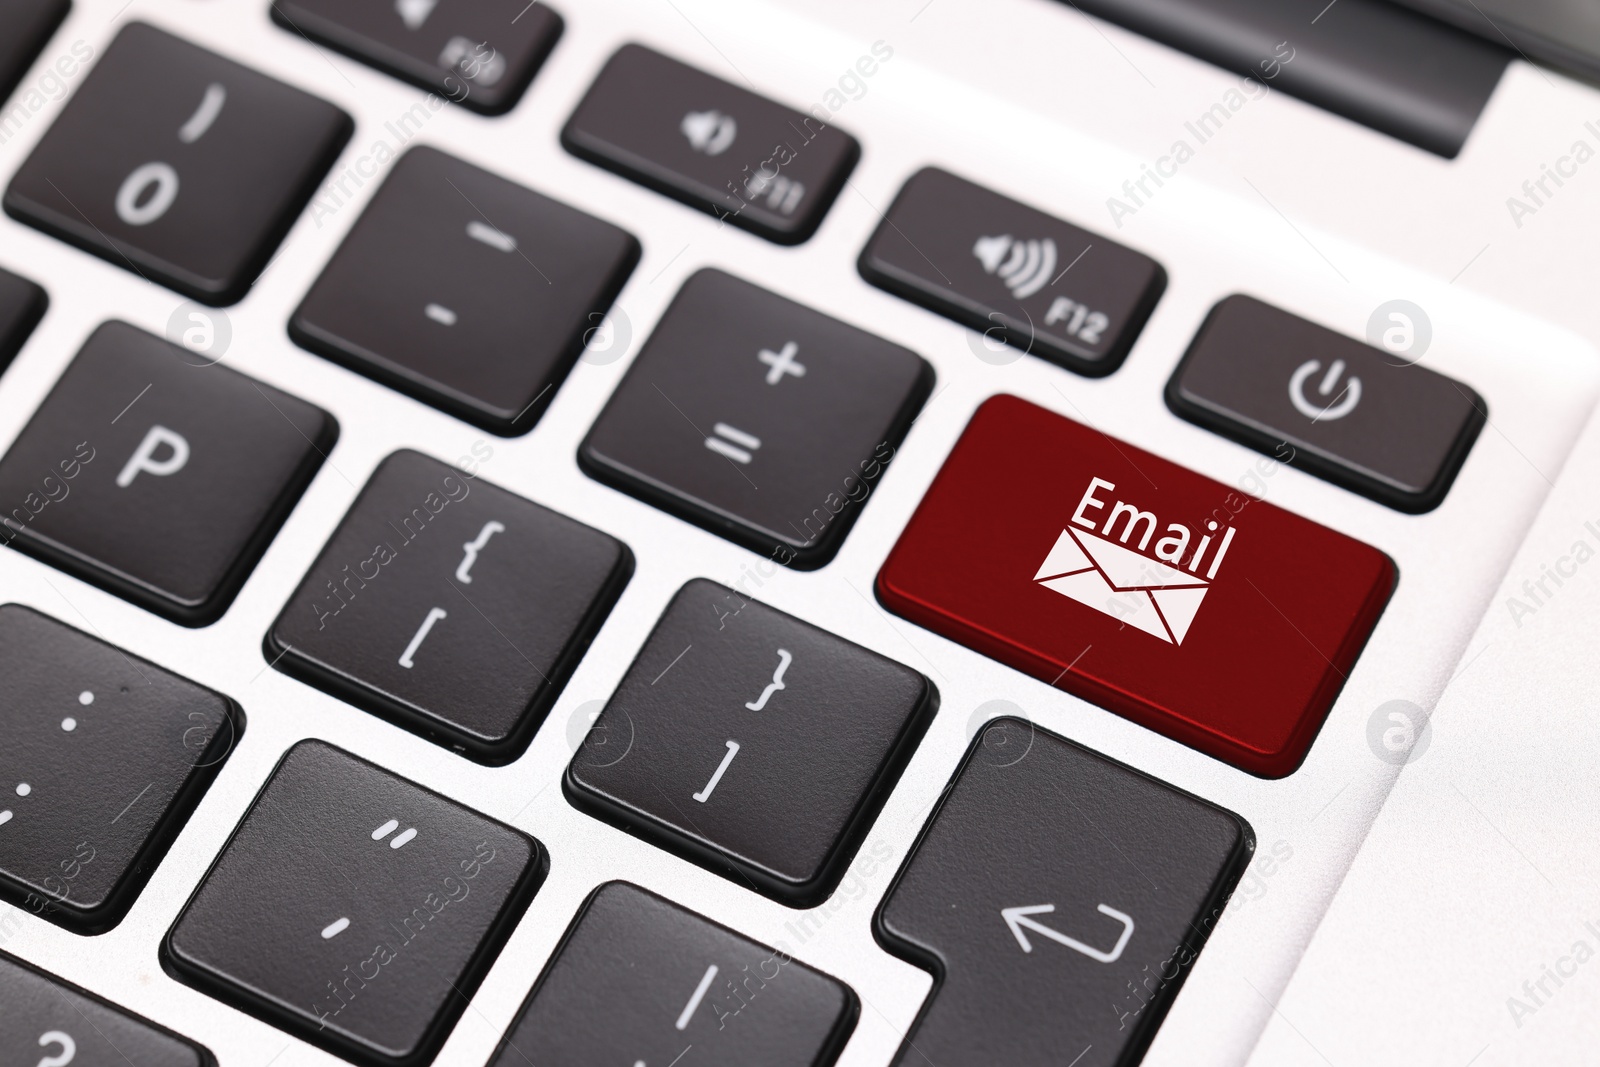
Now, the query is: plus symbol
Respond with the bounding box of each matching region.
[757,341,806,385]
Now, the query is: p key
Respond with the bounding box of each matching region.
[876,718,1252,1067]
[3,22,352,305]
[0,321,336,626]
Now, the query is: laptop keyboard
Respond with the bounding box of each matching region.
[0,2,1590,1066]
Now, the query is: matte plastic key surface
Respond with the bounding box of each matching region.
[859,167,1166,376]
[270,0,563,114]
[268,449,632,763]
[4,22,352,304]
[290,145,639,435]
[0,321,336,626]
[579,268,932,568]
[164,740,544,1067]
[567,579,935,905]
[876,718,1253,1066]
[491,882,856,1067]
[0,952,211,1066]
[0,0,70,104]
[0,604,240,933]
[562,44,860,244]
[0,265,47,373]
[1165,294,1486,512]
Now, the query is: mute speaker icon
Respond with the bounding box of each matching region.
[974,234,1058,300]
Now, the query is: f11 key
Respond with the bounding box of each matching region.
[563,44,860,244]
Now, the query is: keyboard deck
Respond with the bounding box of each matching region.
[1,1,1598,1065]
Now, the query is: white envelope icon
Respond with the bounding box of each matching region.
[1033,527,1210,645]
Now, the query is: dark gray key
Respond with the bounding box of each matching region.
[0,321,337,626]
[4,22,352,305]
[164,740,544,1067]
[0,952,210,1065]
[290,145,638,435]
[1164,294,1486,513]
[562,44,859,245]
[859,167,1165,376]
[491,882,856,1067]
[567,579,934,905]
[579,269,932,568]
[876,718,1252,1067]
[0,0,69,103]
[270,0,562,115]
[0,604,240,933]
[0,266,47,373]
[268,449,632,763]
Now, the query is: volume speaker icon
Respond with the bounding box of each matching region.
[973,234,1058,300]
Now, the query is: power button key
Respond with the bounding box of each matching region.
[1165,295,1486,513]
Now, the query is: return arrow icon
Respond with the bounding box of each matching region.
[1001,903,1135,963]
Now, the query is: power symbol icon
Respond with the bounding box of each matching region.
[1289,358,1362,421]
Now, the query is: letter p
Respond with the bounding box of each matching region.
[117,425,190,488]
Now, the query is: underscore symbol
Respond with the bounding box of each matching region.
[676,963,719,1029]
[745,649,792,710]
[1289,358,1362,421]
[973,234,1058,300]
[456,520,505,583]
[399,607,447,668]
[466,220,516,252]
[425,303,458,326]
[321,917,350,939]
[705,423,760,464]
[758,341,805,385]
[692,740,739,802]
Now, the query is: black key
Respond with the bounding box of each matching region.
[290,145,639,435]
[876,718,1252,1067]
[270,0,563,115]
[1,951,211,1065]
[579,269,932,568]
[268,449,632,763]
[1165,294,1486,512]
[859,167,1165,376]
[0,321,337,626]
[567,579,934,905]
[3,22,352,306]
[562,44,860,245]
[491,882,856,1067]
[0,266,48,373]
[0,604,240,933]
[164,740,544,1067]
[0,0,69,104]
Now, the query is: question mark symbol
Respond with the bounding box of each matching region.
[38,1031,76,1067]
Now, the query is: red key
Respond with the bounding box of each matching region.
[877,394,1395,777]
